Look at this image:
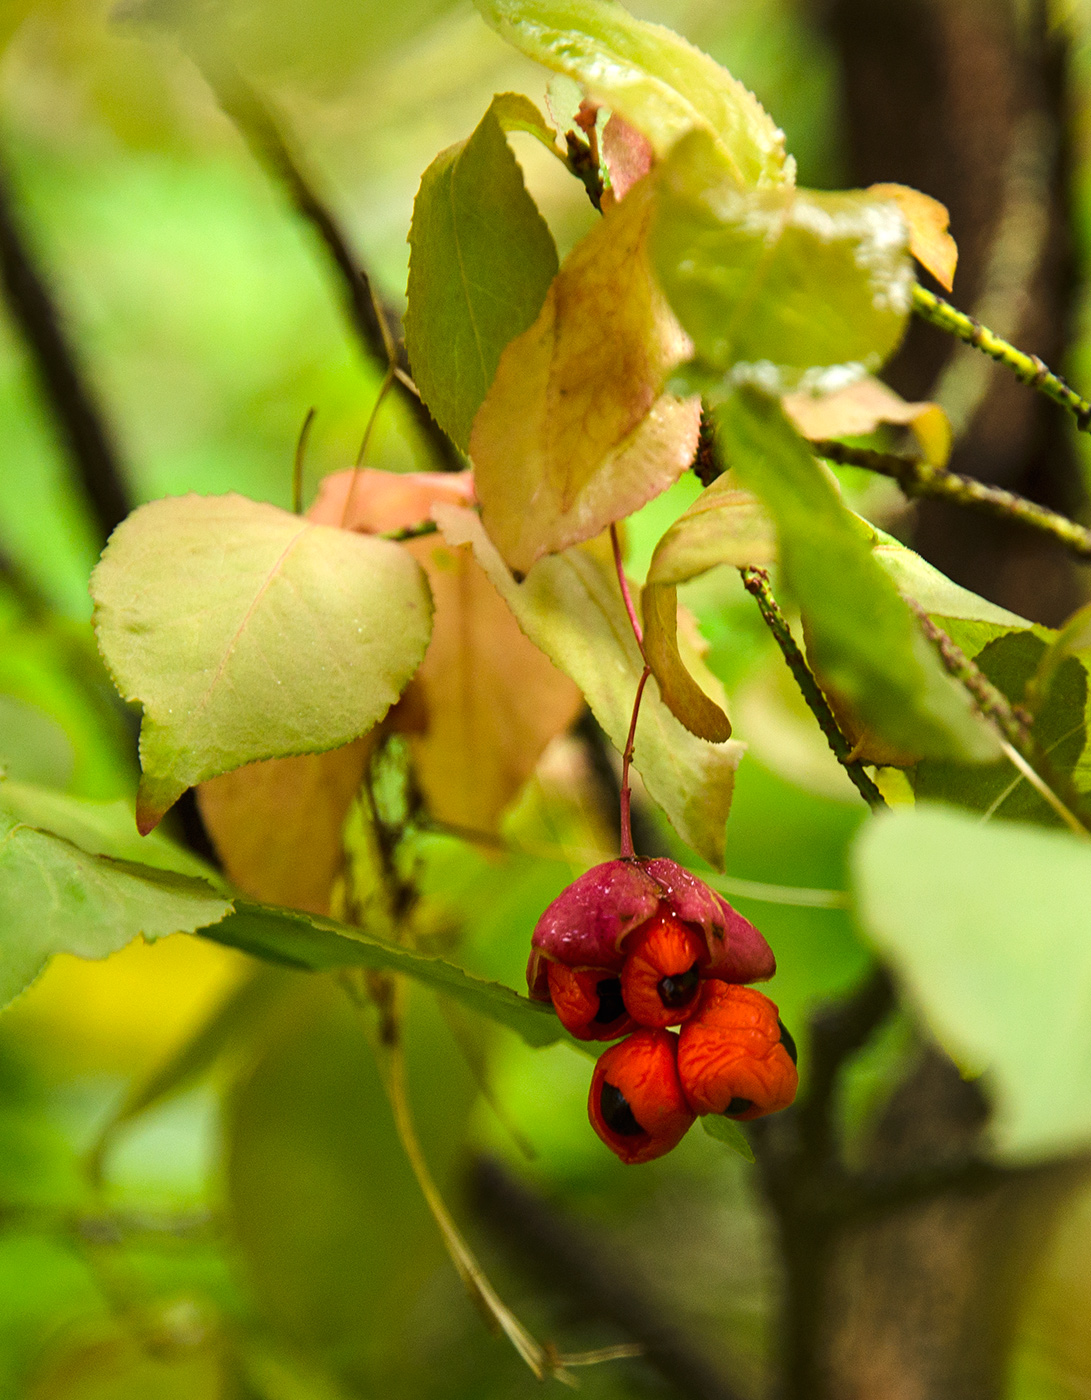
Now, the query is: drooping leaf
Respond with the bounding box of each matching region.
[404,94,560,451]
[869,183,958,291]
[197,741,374,917]
[201,900,567,1049]
[646,474,777,585]
[311,470,582,833]
[471,176,701,575]
[853,804,1091,1161]
[642,581,731,741]
[473,0,791,184]
[0,805,232,1009]
[718,390,999,762]
[785,376,952,467]
[91,494,433,832]
[914,631,1087,828]
[435,504,743,868]
[652,131,914,396]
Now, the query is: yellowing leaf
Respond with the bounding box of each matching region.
[91,494,433,832]
[471,177,701,575]
[474,0,791,184]
[436,504,743,868]
[647,474,776,585]
[311,470,582,833]
[642,581,731,741]
[870,183,958,292]
[784,376,953,467]
[197,741,373,917]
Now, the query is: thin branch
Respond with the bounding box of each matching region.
[814,439,1091,560]
[908,603,1091,836]
[0,149,130,546]
[913,283,1091,431]
[202,63,461,472]
[470,1155,748,1400]
[738,567,887,810]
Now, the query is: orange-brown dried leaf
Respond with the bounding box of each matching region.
[197,740,373,916]
[311,469,581,832]
[784,376,952,467]
[470,177,701,576]
[869,183,958,292]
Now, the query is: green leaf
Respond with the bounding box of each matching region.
[404,94,559,451]
[700,1113,755,1162]
[435,504,742,868]
[718,390,998,763]
[647,476,777,585]
[91,494,433,832]
[866,526,1030,630]
[853,804,1091,1161]
[201,901,568,1049]
[914,631,1087,828]
[652,131,913,395]
[474,0,791,184]
[1027,599,1091,714]
[0,806,232,1009]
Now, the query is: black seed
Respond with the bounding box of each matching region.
[600,1081,645,1136]
[593,978,626,1025]
[777,1018,798,1065]
[724,1097,754,1117]
[657,961,700,1009]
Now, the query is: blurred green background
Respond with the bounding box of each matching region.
[0,0,1089,1396]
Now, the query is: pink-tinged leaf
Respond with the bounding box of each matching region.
[602,113,655,206]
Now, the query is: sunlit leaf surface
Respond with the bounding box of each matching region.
[91,494,433,831]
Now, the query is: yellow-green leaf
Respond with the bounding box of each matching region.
[91,494,433,832]
[474,0,791,184]
[642,581,731,742]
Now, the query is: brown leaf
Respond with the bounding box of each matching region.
[310,470,582,832]
[197,740,373,916]
[784,376,952,467]
[642,581,731,742]
[869,183,958,292]
[470,176,701,576]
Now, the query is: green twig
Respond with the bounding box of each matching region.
[379,519,438,543]
[813,439,1091,560]
[738,567,887,811]
[912,284,1091,431]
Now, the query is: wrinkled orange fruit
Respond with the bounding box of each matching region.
[619,910,706,1028]
[546,962,637,1041]
[588,1028,695,1164]
[677,982,799,1120]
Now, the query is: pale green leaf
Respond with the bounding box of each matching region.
[701,1113,755,1162]
[91,494,433,832]
[652,130,913,395]
[718,390,998,763]
[853,805,1091,1161]
[0,806,232,1009]
[202,901,566,1049]
[474,0,791,184]
[404,95,559,451]
[435,504,742,868]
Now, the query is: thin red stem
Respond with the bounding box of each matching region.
[610,523,644,652]
[619,665,651,858]
[610,524,651,859]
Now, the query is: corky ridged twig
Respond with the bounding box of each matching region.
[738,567,887,811]
[913,284,1091,431]
[813,439,1091,560]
